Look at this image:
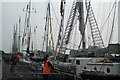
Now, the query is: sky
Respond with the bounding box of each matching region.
[0,2,2,51]
[0,0,119,53]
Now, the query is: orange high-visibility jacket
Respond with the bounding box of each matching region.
[15,55,20,62]
[43,60,51,73]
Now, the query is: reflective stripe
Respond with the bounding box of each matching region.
[44,66,50,67]
[43,69,51,70]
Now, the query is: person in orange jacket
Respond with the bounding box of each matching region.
[43,55,54,80]
[43,55,54,73]
[29,54,54,80]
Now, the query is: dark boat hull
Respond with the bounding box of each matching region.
[80,73,120,80]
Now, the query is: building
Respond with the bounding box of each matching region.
[108,43,120,54]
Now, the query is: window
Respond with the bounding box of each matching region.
[76,60,80,65]
[94,67,97,71]
[107,68,110,73]
[69,60,71,63]
[84,67,86,69]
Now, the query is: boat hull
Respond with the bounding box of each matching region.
[80,73,120,80]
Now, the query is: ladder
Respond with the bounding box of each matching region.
[85,1,104,48]
[57,1,77,55]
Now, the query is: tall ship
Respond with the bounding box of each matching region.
[3,0,120,80]
[54,0,120,80]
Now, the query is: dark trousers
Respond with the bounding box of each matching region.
[43,74,56,80]
[43,74,48,80]
[10,65,15,74]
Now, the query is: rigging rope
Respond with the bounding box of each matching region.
[42,33,46,51]
[73,16,78,49]
[105,1,112,46]
[97,2,100,24]
[67,12,78,49]
[100,2,116,33]
[51,2,60,27]
[100,1,106,32]
[49,3,55,56]
[108,1,117,45]
[42,2,50,51]
[69,42,79,47]
[99,0,117,71]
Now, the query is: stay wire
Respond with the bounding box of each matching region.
[108,1,117,46]
[105,1,112,46]
[51,2,60,27]
[100,1,116,33]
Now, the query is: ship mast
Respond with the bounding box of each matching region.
[25,0,31,54]
[18,17,21,53]
[23,0,36,54]
[55,0,66,56]
[42,2,50,53]
[77,0,86,50]
[12,24,18,54]
[44,2,55,55]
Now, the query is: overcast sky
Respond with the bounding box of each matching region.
[0,2,2,51]
[0,0,119,53]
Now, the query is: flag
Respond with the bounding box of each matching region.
[60,0,66,16]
